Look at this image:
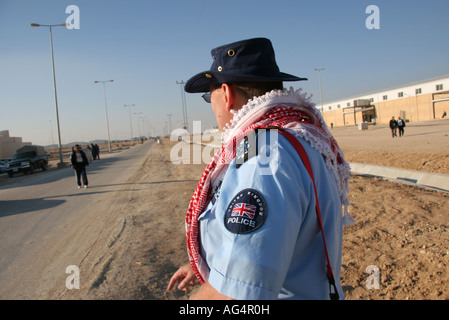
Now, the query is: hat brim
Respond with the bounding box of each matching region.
[184,71,307,93]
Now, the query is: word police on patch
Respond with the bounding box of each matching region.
[224,189,267,234]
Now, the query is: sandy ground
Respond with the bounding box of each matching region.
[334,120,449,300]
[31,120,449,300]
[336,121,449,175]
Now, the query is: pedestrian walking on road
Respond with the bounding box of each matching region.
[91,143,97,160]
[389,116,398,138]
[95,144,101,160]
[71,144,89,188]
[397,117,406,137]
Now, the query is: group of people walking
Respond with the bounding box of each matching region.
[90,143,101,160]
[389,116,406,138]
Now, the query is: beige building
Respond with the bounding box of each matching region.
[0,130,30,160]
[320,75,449,127]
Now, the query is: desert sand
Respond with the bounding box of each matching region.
[333,120,449,300]
[50,119,449,300]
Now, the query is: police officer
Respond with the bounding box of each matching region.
[167,38,353,300]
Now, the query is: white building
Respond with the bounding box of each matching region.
[320,75,449,126]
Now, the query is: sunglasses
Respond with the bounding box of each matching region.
[202,92,211,103]
[202,83,225,103]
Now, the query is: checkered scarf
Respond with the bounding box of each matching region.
[185,88,352,284]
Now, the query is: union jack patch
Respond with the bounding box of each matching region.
[232,203,256,219]
[224,188,267,234]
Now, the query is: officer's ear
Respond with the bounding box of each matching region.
[221,83,234,113]
[222,83,245,112]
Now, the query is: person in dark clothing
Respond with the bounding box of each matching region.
[397,117,406,137]
[389,116,398,138]
[71,144,89,188]
[95,144,100,160]
[91,143,97,160]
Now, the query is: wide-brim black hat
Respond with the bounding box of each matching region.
[185,38,307,93]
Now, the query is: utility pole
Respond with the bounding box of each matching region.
[31,22,67,167]
[176,80,188,130]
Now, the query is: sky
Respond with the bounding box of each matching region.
[1,0,448,146]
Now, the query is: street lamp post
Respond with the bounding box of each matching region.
[124,104,135,141]
[138,116,148,139]
[314,68,325,113]
[30,22,67,167]
[94,80,114,152]
[134,112,143,138]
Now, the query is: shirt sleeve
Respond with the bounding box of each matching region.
[206,131,315,300]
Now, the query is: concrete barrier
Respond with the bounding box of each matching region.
[349,162,449,193]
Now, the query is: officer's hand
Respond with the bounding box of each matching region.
[167,264,198,292]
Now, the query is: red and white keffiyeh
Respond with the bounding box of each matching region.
[185,88,353,284]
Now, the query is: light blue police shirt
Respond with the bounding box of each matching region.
[199,130,344,300]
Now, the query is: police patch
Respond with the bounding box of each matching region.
[224,188,267,234]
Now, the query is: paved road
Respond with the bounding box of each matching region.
[0,141,154,299]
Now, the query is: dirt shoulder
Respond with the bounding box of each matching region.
[50,139,204,300]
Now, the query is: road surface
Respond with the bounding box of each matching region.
[0,141,154,299]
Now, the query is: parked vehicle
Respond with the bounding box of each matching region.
[0,160,7,174]
[4,145,49,177]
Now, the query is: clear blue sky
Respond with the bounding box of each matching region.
[1,0,448,146]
